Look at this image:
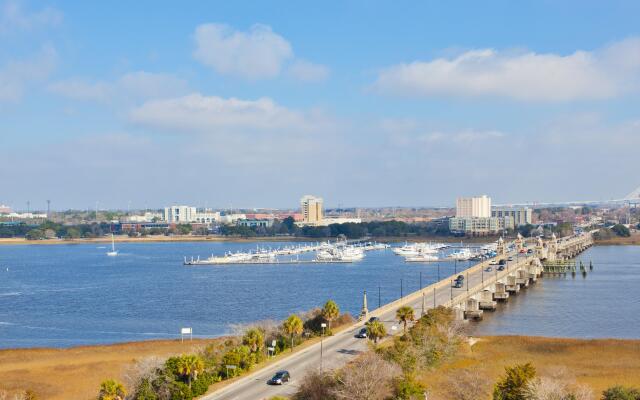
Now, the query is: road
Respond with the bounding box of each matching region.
[203,251,528,400]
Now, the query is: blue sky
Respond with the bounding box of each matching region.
[1,0,639,210]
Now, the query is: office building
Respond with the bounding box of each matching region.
[456,195,491,218]
[300,195,323,225]
[449,216,514,236]
[163,206,197,223]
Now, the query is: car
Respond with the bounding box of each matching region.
[456,274,465,281]
[489,259,498,265]
[368,316,380,324]
[356,327,368,338]
[519,249,526,254]
[499,259,507,266]
[508,256,514,261]
[453,281,464,288]
[485,266,493,272]
[497,265,505,271]
[268,370,291,385]
[527,249,533,254]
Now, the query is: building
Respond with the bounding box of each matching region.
[237,218,274,228]
[300,195,323,225]
[194,210,220,224]
[0,204,12,214]
[449,216,514,236]
[456,195,491,218]
[163,206,197,223]
[492,206,532,227]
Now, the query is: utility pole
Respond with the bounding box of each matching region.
[46,200,51,218]
[26,200,30,214]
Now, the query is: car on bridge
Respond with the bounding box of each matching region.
[485,266,493,272]
[497,265,505,271]
[268,370,291,385]
[489,259,498,265]
[499,259,507,266]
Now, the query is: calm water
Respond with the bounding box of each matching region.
[0,243,638,348]
[0,241,470,348]
[469,245,640,339]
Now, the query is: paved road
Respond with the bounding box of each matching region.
[203,251,529,400]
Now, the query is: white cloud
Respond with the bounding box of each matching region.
[0,0,62,34]
[288,59,329,82]
[374,38,640,102]
[48,71,189,102]
[193,23,293,80]
[0,44,56,102]
[129,93,326,134]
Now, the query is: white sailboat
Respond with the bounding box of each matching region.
[106,234,118,256]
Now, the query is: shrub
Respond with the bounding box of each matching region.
[602,385,640,400]
[393,375,425,399]
[293,369,337,400]
[493,363,537,400]
[190,372,214,397]
[611,224,631,237]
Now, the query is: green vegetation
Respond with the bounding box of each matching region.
[612,224,631,237]
[98,379,126,400]
[602,386,640,400]
[366,319,386,343]
[109,300,352,400]
[321,300,340,331]
[492,363,536,400]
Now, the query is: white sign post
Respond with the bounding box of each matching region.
[181,327,193,342]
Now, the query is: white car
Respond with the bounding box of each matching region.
[489,259,498,265]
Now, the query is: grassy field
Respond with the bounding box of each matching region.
[0,339,221,400]
[595,232,640,245]
[418,335,640,399]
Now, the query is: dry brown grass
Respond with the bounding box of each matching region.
[418,336,640,400]
[0,338,221,400]
[595,232,640,245]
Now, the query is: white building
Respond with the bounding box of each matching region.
[300,195,323,225]
[194,210,221,224]
[164,206,197,223]
[456,195,491,218]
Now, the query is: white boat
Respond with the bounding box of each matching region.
[450,248,473,261]
[106,234,118,256]
[405,254,439,262]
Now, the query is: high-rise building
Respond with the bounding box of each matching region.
[492,206,533,227]
[456,195,491,218]
[300,195,323,224]
[164,206,197,223]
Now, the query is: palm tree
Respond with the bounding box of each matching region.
[321,299,340,330]
[396,305,415,334]
[98,379,126,400]
[176,354,205,388]
[365,320,386,344]
[282,314,303,351]
[242,328,264,353]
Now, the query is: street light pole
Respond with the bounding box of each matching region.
[420,272,422,290]
[400,278,403,299]
[378,285,381,309]
[320,322,326,372]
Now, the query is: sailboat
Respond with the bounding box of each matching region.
[106,233,118,256]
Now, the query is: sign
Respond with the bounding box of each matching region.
[180,327,193,342]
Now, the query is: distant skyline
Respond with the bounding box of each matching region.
[1,1,639,209]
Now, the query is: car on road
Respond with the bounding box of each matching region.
[489,259,498,265]
[497,265,505,271]
[499,259,507,266]
[355,327,368,338]
[527,249,534,254]
[268,370,291,385]
[368,316,380,323]
[485,266,493,272]
[456,274,464,281]
[508,256,514,261]
[519,249,526,253]
[452,280,464,288]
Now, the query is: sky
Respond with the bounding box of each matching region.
[1,0,639,210]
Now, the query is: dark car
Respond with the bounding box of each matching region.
[527,249,534,254]
[456,274,464,281]
[485,266,493,272]
[356,327,368,338]
[368,316,380,323]
[453,280,464,288]
[268,370,291,385]
[498,259,507,266]
[497,265,505,271]
[508,256,514,261]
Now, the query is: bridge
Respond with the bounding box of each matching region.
[203,232,594,400]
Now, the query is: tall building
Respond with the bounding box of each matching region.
[456,195,491,218]
[492,206,533,227]
[164,206,197,223]
[300,195,323,224]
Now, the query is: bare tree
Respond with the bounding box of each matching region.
[331,352,401,400]
[525,376,594,400]
[446,369,490,400]
[293,368,337,400]
[121,356,165,393]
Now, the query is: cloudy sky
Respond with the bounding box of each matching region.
[1,1,639,210]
